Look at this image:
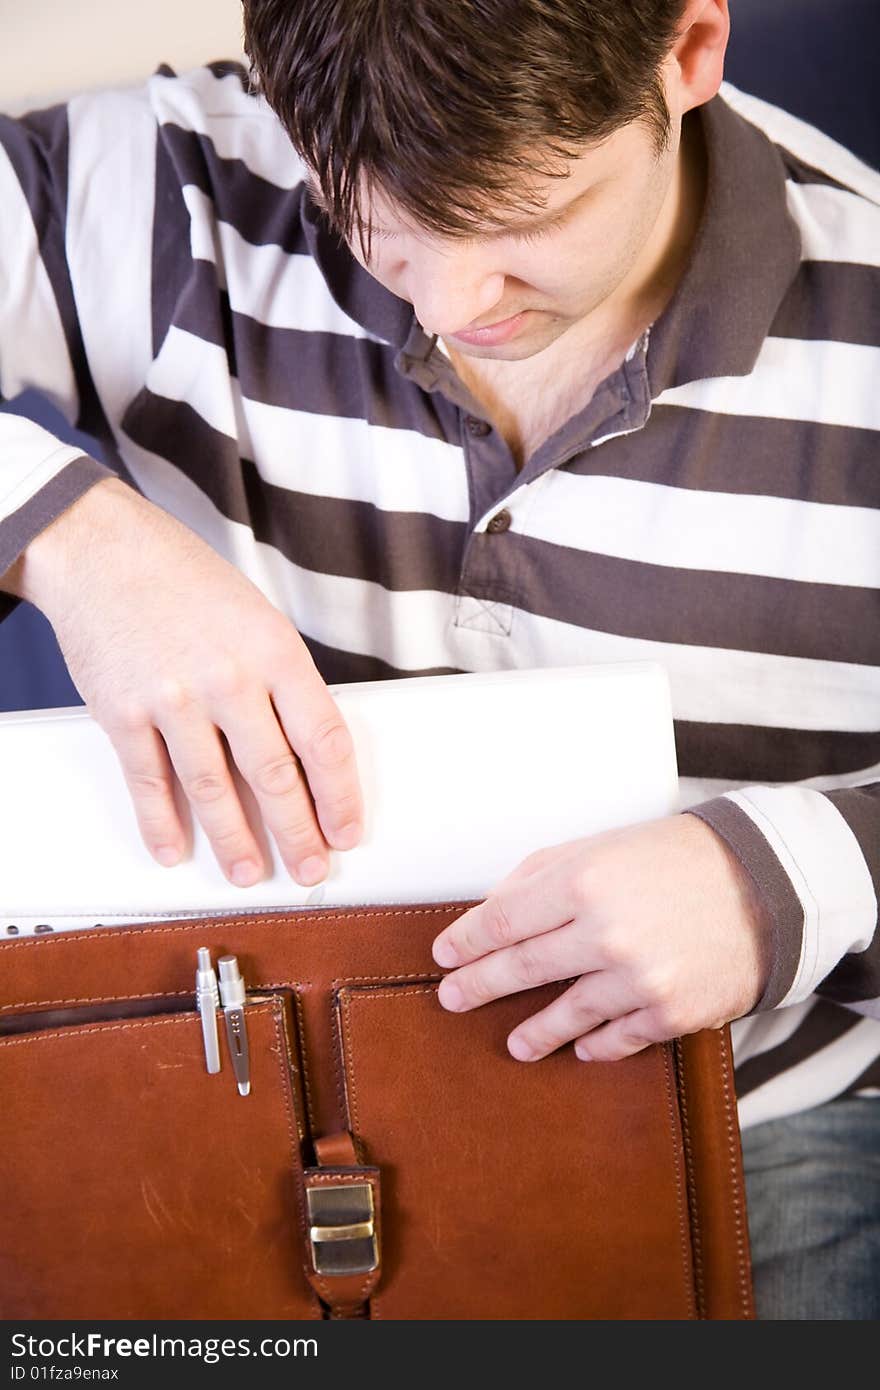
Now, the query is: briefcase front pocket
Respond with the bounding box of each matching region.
[334,981,699,1320]
[0,993,322,1320]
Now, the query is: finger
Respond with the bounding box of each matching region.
[221,693,336,884]
[432,859,576,969]
[437,916,601,1013]
[160,713,266,887]
[106,720,189,867]
[573,1009,663,1063]
[270,675,363,853]
[505,972,641,1062]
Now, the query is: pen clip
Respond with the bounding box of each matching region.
[218,955,251,1097]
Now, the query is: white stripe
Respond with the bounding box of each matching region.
[0,145,78,418]
[787,180,880,267]
[0,416,89,520]
[725,786,877,1004]
[181,184,228,288]
[144,326,238,439]
[501,612,880,732]
[523,470,880,588]
[144,325,470,521]
[149,65,307,189]
[654,337,880,431]
[720,82,880,206]
[730,999,817,1066]
[737,1016,880,1129]
[64,86,157,439]
[236,393,470,522]
[182,184,387,341]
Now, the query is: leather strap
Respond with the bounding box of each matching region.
[302,1132,381,1317]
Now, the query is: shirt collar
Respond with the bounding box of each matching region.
[299,88,802,391]
[645,88,802,394]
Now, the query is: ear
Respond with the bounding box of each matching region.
[664,0,730,118]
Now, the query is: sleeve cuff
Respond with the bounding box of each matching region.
[0,452,113,581]
[686,785,876,1011]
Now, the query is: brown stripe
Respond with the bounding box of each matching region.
[120,393,466,589]
[778,147,856,193]
[569,404,879,509]
[159,121,310,254]
[733,1001,863,1098]
[0,455,112,584]
[302,635,462,687]
[167,265,460,440]
[770,260,880,347]
[684,796,804,1012]
[501,533,880,666]
[675,721,880,784]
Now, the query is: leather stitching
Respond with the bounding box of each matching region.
[291,986,317,1136]
[717,1027,754,1318]
[0,904,462,955]
[673,1037,706,1317]
[660,1044,698,1320]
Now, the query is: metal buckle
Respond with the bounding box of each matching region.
[306,1182,378,1277]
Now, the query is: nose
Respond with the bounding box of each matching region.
[406,249,506,338]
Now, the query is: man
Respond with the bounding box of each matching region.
[0,0,878,1317]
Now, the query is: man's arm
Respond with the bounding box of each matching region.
[0,108,116,620]
[0,94,365,889]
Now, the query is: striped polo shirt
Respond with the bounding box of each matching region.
[1,64,878,1129]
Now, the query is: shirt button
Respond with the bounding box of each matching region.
[465,416,491,437]
[486,509,512,534]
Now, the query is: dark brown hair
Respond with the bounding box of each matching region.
[242,0,688,252]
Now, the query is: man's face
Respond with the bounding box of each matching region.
[342,114,681,362]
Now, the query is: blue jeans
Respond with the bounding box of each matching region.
[740,1096,880,1319]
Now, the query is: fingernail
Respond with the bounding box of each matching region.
[155,846,180,867]
[332,821,361,850]
[231,859,261,887]
[432,938,458,968]
[508,1035,536,1062]
[438,980,464,1011]
[574,1043,592,1062]
[297,856,327,886]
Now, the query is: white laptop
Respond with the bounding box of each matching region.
[0,661,680,934]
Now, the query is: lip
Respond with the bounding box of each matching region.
[449,310,529,347]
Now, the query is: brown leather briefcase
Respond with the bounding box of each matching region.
[0,902,754,1319]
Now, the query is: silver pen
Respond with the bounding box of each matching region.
[218,955,251,1097]
[195,947,221,1074]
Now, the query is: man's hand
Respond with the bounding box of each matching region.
[431,813,773,1061]
[12,477,363,887]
